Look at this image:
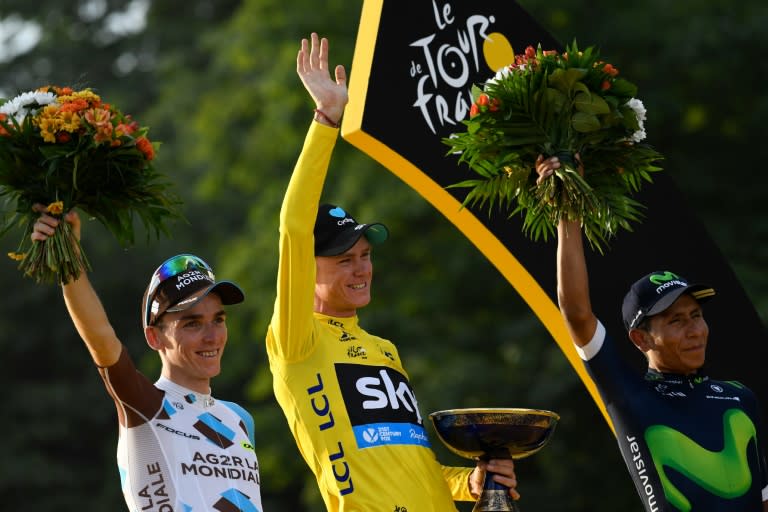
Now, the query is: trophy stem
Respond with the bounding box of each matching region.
[473,471,520,512]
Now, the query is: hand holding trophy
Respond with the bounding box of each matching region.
[430,407,559,511]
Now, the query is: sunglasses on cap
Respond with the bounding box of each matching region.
[143,254,215,328]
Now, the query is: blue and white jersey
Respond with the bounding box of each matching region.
[580,321,768,511]
[99,348,262,511]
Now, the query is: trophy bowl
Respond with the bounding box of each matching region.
[429,408,559,511]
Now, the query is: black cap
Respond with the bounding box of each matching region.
[621,270,715,330]
[314,204,389,256]
[141,254,244,328]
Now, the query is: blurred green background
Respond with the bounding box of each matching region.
[1,0,766,510]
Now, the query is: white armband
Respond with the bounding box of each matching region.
[575,320,605,361]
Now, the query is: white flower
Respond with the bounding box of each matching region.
[625,98,647,143]
[485,66,512,88]
[0,90,57,124]
[630,129,647,143]
[626,98,646,122]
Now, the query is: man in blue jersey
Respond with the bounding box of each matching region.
[537,155,768,511]
[32,209,263,511]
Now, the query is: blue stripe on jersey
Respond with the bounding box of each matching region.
[219,400,256,446]
[162,398,177,416]
[219,488,260,512]
[197,412,236,442]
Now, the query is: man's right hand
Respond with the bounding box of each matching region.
[535,154,561,185]
[31,204,81,243]
[297,32,348,126]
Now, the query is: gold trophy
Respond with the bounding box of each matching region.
[429,408,559,511]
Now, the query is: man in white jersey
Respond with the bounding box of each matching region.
[32,209,263,512]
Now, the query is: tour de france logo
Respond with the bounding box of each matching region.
[408,4,518,135]
[482,32,516,74]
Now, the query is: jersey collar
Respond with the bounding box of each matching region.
[644,368,709,387]
[156,376,216,408]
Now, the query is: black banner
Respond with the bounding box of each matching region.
[343,0,768,427]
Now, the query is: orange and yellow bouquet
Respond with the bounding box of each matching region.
[0,85,182,284]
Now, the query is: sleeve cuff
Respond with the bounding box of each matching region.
[575,320,605,361]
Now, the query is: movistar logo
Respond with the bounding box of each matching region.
[649,272,680,286]
[644,408,757,511]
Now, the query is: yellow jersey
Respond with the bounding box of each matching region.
[266,121,473,511]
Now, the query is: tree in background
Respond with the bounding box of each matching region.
[0,0,765,510]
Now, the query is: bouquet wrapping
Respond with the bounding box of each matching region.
[0,86,182,284]
[444,42,663,253]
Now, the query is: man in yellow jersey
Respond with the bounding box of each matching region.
[266,32,519,511]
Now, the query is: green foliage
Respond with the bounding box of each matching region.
[522,0,768,312]
[0,87,182,283]
[445,42,663,253]
[0,0,766,511]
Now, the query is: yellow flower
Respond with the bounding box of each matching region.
[59,89,101,107]
[59,110,81,133]
[36,105,64,142]
[38,118,60,143]
[7,252,25,261]
[46,201,64,215]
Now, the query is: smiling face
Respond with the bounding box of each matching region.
[630,294,709,375]
[314,236,373,317]
[146,293,228,393]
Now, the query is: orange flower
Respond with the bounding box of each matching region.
[59,89,102,110]
[115,120,139,137]
[84,107,114,143]
[477,94,490,107]
[59,98,89,113]
[602,63,619,77]
[0,113,8,137]
[469,103,480,118]
[136,136,155,160]
[601,80,612,91]
[46,201,64,215]
[56,132,71,143]
[524,46,536,59]
[489,98,501,112]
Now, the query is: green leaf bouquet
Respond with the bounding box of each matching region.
[0,85,183,284]
[444,41,663,253]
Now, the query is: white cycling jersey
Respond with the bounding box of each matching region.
[99,347,263,511]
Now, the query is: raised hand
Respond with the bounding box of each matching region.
[297,32,348,126]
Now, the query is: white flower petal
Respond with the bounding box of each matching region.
[0,90,57,119]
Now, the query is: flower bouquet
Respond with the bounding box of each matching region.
[444,41,663,253]
[0,85,182,284]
